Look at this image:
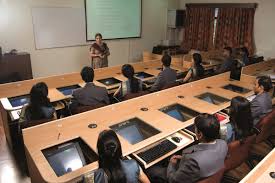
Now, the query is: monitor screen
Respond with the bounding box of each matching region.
[44,143,86,177]
[134,72,154,79]
[202,96,215,104]
[166,109,186,121]
[115,124,144,145]
[186,124,195,133]
[97,77,121,86]
[57,85,81,96]
[9,95,30,107]
[222,84,251,94]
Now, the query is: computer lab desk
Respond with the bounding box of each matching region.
[242,59,275,77]
[240,148,275,183]
[22,73,256,183]
[0,59,187,150]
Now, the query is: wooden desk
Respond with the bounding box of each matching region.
[23,73,256,183]
[240,148,275,183]
[242,59,275,77]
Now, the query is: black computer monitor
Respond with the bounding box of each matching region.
[97,77,121,86]
[110,118,160,145]
[195,92,230,105]
[57,85,81,96]
[134,72,154,79]
[8,95,30,107]
[43,142,86,177]
[230,60,242,81]
[160,104,200,122]
[222,84,251,94]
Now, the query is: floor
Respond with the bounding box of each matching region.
[0,115,30,183]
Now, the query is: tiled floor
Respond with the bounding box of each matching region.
[0,118,30,183]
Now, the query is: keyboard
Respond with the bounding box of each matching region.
[137,139,177,164]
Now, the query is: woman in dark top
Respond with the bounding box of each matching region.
[19,82,56,122]
[183,53,205,82]
[97,130,150,183]
[113,64,142,98]
[221,96,254,142]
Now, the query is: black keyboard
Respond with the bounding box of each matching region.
[137,139,177,164]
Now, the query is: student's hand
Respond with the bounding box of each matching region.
[170,155,182,165]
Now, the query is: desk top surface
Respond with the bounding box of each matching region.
[23,72,256,183]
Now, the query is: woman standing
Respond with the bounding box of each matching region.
[90,33,110,69]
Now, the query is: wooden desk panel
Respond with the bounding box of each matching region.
[240,148,275,183]
[242,59,275,76]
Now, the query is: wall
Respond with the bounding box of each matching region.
[0,0,179,78]
[179,0,275,59]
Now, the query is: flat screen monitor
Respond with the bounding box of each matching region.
[195,92,230,105]
[134,72,154,79]
[43,142,86,177]
[110,118,160,145]
[230,60,242,81]
[185,124,195,133]
[8,95,30,107]
[57,85,81,96]
[222,84,251,94]
[159,104,199,122]
[97,77,121,86]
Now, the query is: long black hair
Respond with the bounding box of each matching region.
[229,96,253,138]
[193,53,204,77]
[122,64,140,93]
[26,82,52,120]
[97,130,126,183]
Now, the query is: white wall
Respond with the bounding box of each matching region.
[0,0,179,78]
[179,0,275,59]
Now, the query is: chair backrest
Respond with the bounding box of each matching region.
[197,168,225,183]
[122,90,149,101]
[255,109,275,143]
[21,118,53,129]
[224,134,256,172]
[161,81,179,90]
[71,103,106,115]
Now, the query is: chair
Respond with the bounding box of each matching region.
[71,103,106,115]
[122,90,150,101]
[161,81,180,90]
[223,135,256,182]
[255,109,275,147]
[197,168,225,183]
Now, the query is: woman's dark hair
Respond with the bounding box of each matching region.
[27,82,52,120]
[97,130,126,183]
[81,66,94,83]
[194,113,220,142]
[95,33,102,39]
[192,53,205,77]
[229,96,253,138]
[122,64,140,93]
[241,47,249,57]
[256,75,273,92]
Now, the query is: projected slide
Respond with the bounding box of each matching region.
[85,0,141,40]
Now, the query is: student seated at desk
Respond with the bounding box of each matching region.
[251,76,273,125]
[113,64,143,99]
[71,66,110,109]
[19,82,56,122]
[240,47,250,66]
[182,53,204,83]
[150,53,177,91]
[147,114,228,183]
[216,47,234,74]
[220,96,254,143]
[97,130,150,183]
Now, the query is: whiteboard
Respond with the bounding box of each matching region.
[32,7,87,49]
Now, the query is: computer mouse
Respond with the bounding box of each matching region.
[270,172,275,179]
[171,136,181,143]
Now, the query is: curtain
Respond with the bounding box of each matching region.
[183,7,215,51]
[215,8,255,54]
